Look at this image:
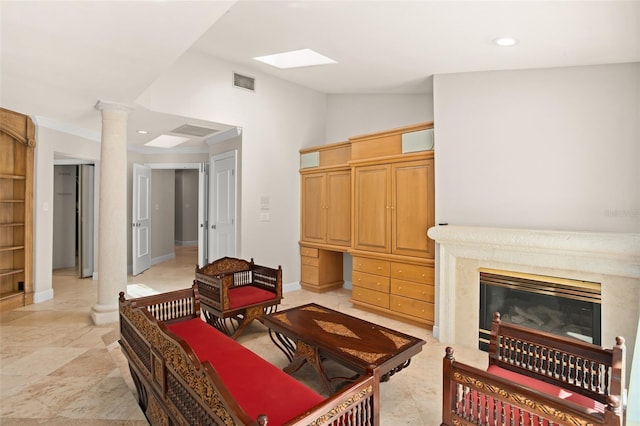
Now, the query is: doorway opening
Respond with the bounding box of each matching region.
[52,163,95,278]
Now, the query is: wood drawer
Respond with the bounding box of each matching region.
[390,294,434,321]
[390,262,434,284]
[390,279,434,303]
[352,286,389,309]
[352,271,390,293]
[301,264,319,284]
[352,256,390,276]
[300,246,319,258]
[301,256,319,267]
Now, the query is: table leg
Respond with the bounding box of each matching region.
[268,329,295,362]
[286,341,334,394]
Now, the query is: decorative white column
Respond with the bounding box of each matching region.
[91,101,131,325]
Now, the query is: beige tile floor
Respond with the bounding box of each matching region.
[0,246,487,425]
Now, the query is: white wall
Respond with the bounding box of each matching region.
[137,52,327,284]
[33,124,101,302]
[433,62,640,233]
[325,94,433,143]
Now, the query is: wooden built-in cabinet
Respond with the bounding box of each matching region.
[299,123,435,327]
[301,170,351,247]
[0,108,35,312]
[299,142,351,292]
[352,157,434,258]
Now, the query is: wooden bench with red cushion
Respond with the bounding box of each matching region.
[167,318,323,425]
[119,285,380,426]
[442,312,625,426]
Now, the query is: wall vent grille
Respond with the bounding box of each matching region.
[171,124,218,137]
[233,72,255,92]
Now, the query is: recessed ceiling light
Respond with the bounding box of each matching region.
[137,130,148,134]
[253,48,337,69]
[144,135,189,149]
[494,37,517,47]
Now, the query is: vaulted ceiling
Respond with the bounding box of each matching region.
[2,1,638,152]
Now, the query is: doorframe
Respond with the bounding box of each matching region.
[53,158,98,279]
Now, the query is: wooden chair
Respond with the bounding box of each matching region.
[194,257,282,339]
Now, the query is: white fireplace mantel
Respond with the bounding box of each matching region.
[427,225,640,343]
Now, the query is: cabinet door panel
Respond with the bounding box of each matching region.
[392,160,434,258]
[300,173,326,243]
[353,165,390,253]
[325,171,351,246]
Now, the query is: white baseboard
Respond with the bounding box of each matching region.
[283,282,301,293]
[33,288,54,303]
[175,240,198,246]
[151,252,175,266]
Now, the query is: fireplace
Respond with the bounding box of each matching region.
[426,225,638,385]
[478,268,601,350]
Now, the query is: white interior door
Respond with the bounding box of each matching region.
[78,164,94,278]
[132,163,151,275]
[198,162,209,267]
[209,151,237,260]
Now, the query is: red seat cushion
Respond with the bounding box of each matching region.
[167,318,323,425]
[228,285,277,309]
[487,365,605,412]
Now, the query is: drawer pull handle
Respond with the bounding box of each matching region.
[421,292,425,296]
[376,266,381,270]
[421,273,425,277]
[398,270,403,273]
[398,286,403,290]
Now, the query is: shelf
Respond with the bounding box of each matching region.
[0,200,25,203]
[0,268,24,278]
[0,245,24,252]
[0,223,25,227]
[0,174,26,180]
[0,290,24,301]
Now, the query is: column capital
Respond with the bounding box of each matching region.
[95,100,133,114]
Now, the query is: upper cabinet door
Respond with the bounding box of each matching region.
[325,170,351,247]
[353,164,391,253]
[392,159,435,258]
[300,172,326,244]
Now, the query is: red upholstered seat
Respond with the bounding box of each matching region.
[228,285,277,310]
[458,366,605,425]
[487,365,605,413]
[167,318,323,425]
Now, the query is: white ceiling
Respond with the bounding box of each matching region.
[2,1,639,152]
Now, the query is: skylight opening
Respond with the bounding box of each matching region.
[253,48,337,69]
[144,135,190,149]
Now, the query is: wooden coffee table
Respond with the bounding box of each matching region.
[263,303,425,393]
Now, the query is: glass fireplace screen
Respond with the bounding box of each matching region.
[478,269,601,351]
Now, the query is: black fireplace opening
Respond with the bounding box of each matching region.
[479,270,601,351]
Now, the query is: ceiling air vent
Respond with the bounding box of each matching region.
[233,72,255,92]
[171,124,219,137]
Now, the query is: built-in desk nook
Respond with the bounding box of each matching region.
[299,122,435,328]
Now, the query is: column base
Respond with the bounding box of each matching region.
[91,303,119,325]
